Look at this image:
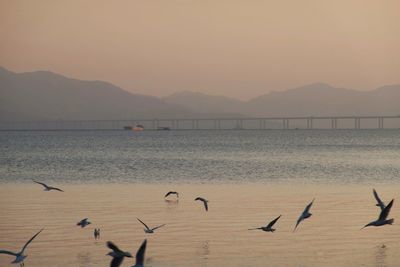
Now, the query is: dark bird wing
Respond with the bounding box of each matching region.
[379,199,394,220]
[151,224,166,231]
[107,241,122,253]
[34,181,48,189]
[110,256,124,267]
[137,218,150,230]
[373,189,385,210]
[0,250,18,256]
[165,191,174,197]
[204,201,208,211]
[135,239,147,266]
[304,199,315,214]
[49,186,64,192]
[266,215,281,229]
[195,197,204,201]
[21,228,43,254]
[293,216,303,232]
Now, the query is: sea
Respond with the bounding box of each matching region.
[0,129,400,267]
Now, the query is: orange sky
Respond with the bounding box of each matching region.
[1,0,399,100]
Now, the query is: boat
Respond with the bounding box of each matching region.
[157,127,170,131]
[133,124,144,131]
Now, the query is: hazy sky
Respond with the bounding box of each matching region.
[1,0,399,100]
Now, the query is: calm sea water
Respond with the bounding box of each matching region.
[1,130,400,267]
[0,129,400,184]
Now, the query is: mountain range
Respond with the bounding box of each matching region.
[1,67,399,121]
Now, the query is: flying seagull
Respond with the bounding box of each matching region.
[137,218,165,234]
[131,239,147,267]
[0,228,43,267]
[363,199,394,229]
[77,218,91,228]
[107,241,132,267]
[248,215,281,232]
[373,189,386,210]
[195,197,209,211]
[33,180,64,192]
[294,198,315,232]
[165,191,179,199]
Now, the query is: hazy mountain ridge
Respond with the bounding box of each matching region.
[0,67,199,121]
[166,83,400,117]
[1,67,399,121]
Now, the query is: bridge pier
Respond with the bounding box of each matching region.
[378,117,384,129]
[331,118,338,129]
[354,118,361,129]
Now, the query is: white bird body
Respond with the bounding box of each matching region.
[137,218,165,234]
[0,229,43,266]
[294,199,315,232]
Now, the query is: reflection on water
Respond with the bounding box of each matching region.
[196,240,210,259]
[375,244,387,267]
[76,252,91,267]
[1,184,400,267]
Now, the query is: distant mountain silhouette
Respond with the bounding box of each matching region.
[1,67,399,121]
[0,67,198,121]
[166,83,400,117]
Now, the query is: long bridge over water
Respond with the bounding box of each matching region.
[1,115,400,131]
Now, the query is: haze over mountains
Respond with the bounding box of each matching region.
[1,67,399,121]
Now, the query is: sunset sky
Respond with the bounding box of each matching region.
[1,0,399,99]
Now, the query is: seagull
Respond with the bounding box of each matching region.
[137,218,165,234]
[363,199,394,229]
[131,239,147,267]
[94,228,100,239]
[77,218,91,228]
[195,197,209,211]
[294,198,315,232]
[165,191,179,199]
[0,228,43,267]
[33,180,64,192]
[373,189,386,210]
[248,215,281,232]
[106,241,132,267]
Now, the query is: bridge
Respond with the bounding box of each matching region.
[1,115,400,131]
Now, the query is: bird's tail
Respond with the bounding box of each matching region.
[248,228,261,230]
[387,219,394,225]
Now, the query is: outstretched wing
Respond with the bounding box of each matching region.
[137,218,150,231]
[21,228,43,254]
[0,250,18,256]
[34,180,48,189]
[293,215,303,232]
[304,199,315,214]
[107,241,122,253]
[266,215,281,229]
[165,191,173,198]
[203,201,208,211]
[135,239,147,266]
[379,199,394,220]
[151,224,166,231]
[373,189,385,210]
[49,186,64,192]
[110,256,124,267]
